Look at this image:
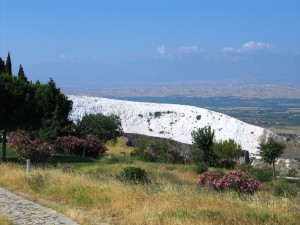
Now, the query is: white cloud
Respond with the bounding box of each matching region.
[223,41,273,53]
[155,45,203,58]
[59,53,75,60]
[178,45,202,54]
[59,54,66,59]
[156,46,166,56]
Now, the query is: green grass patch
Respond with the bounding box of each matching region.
[244,208,279,224]
[161,208,221,220]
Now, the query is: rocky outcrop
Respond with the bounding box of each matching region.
[251,158,300,176]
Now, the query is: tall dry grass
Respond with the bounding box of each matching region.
[0,162,298,225]
[0,213,12,225]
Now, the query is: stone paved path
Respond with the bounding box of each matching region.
[0,187,79,225]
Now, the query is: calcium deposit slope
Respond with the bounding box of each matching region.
[68,95,274,155]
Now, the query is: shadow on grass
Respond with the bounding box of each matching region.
[55,154,95,164]
[4,154,96,167]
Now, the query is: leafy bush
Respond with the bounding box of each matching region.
[236,164,273,182]
[75,113,122,143]
[191,126,217,166]
[56,135,107,158]
[8,130,55,167]
[27,172,49,191]
[296,180,300,188]
[195,162,209,174]
[197,170,260,195]
[154,111,162,118]
[217,159,236,169]
[84,135,107,158]
[249,169,273,183]
[56,135,84,155]
[197,171,223,186]
[133,136,184,163]
[287,169,299,177]
[273,180,300,197]
[214,139,243,163]
[117,167,151,185]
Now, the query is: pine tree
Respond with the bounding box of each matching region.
[5,52,12,75]
[0,57,5,74]
[18,64,28,82]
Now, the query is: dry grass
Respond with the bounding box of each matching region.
[0,162,298,225]
[0,213,12,225]
[106,137,134,155]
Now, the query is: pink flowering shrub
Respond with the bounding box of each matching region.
[8,130,55,166]
[56,135,107,158]
[56,135,84,155]
[83,135,107,158]
[197,170,260,195]
[197,171,223,186]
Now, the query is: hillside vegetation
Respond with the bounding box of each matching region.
[1,138,299,225]
[1,54,299,225]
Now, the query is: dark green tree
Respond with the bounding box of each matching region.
[0,57,5,74]
[18,64,28,82]
[5,52,12,75]
[0,73,38,160]
[214,139,244,162]
[75,113,122,143]
[35,78,73,141]
[259,138,285,183]
[191,126,216,166]
[0,56,72,160]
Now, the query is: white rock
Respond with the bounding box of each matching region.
[68,95,277,156]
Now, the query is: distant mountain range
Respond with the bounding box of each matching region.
[64,83,300,98]
[68,95,280,156]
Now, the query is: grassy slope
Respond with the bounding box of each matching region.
[0,138,299,225]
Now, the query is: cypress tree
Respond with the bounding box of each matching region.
[5,52,12,75]
[0,57,5,74]
[18,64,28,82]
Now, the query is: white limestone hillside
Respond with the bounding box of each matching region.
[68,95,277,155]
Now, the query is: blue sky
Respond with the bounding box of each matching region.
[1,0,300,87]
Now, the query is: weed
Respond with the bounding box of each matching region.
[116,167,151,185]
[273,180,300,197]
[161,208,221,220]
[193,209,221,219]
[237,164,273,182]
[244,208,279,224]
[162,209,188,219]
[27,172,50,192]
[68,186,94,206]
[194,162,209,174]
